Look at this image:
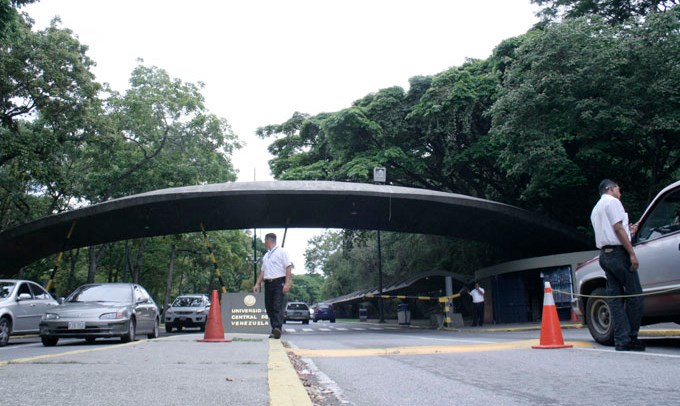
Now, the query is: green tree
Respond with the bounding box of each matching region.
[0,15,102,229]
[489,11,680,226]
[532,0,679,24]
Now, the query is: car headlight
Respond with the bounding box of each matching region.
[196,309,205,314]
[99,311,126,320]
[43,313,60,320]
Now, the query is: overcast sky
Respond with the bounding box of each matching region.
[25,0,539,274]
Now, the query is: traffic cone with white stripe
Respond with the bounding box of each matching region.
[532,282,572,349]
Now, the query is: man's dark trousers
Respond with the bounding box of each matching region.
[599,248,644,346]
[264,277,285,330]
[473,302,484,326]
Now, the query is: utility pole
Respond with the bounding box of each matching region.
[374,167,386,323]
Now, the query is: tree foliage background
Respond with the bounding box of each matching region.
[2,1,679,305]
[267,3,680,298]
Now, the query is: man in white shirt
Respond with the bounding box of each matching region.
[590,179,644,351]
[253,233,292,339]
[467,282,485,327]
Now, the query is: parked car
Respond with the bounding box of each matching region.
[284,302,310,324]
[312,303,336,323]
[164,294,210,332]
[39,283,160,346]
[573,180,680,345]
[0,279,59,346]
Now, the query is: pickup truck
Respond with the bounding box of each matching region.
[573,180,680,345]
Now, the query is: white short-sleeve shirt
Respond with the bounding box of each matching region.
[590,194,630,248]
[262,246,291,279]
[470,287,485,303]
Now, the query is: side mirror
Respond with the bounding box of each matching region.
[58,297,65,304]
[16,293,32,301]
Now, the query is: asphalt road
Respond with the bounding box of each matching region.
[283,321,680,405]
[2,322,680,405]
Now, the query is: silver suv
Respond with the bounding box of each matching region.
[284,302,310,324]
[1,279,59,346]
[573,180,680,345]
[164,294,210,332]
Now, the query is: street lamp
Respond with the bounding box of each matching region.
[374,167,386,323]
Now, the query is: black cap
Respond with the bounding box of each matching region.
[598,179,618,195]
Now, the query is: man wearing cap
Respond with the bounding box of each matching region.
[590,179,644,351]
[253,233,292,339]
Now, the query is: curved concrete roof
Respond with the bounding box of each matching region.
[0,181,591,274]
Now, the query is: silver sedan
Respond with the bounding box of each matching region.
[39,283,160,346]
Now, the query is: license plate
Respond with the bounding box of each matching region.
[68,321,85,330]
[179,317,186,321]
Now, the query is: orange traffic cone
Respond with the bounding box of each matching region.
[532,282,572,349]
[570,308,581,323]
[197,290,231,343]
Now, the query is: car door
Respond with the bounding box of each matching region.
[133,285,153,332]
[12,282,38,332]
[633,186,680,316]
[28,282,57,326]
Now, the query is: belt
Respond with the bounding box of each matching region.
[264,276,285,282]
[601,245,624,252]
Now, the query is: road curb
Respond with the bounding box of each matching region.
[268,338,312,406]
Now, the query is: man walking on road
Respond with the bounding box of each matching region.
[590,179,644,351]
[253,233,292,339]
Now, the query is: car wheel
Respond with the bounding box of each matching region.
[0,317,11,347]
[85,337,96,344]
[121,318,136,343]
[176,325,183,332]
[303,320,309,325]
[165,323,172,333]
[586,287,614,345]
[330,318,336,323]
[41,336,59,346]
[200,323,206,332]
[313,319,318,323]
[148,318,159,339]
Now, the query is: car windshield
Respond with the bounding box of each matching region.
[172,297,204,307]
[0,282,16,299]
[288,303,308,310]
[68,285,132,303]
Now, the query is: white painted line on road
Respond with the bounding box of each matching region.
[319,328,331,332]
[576,347,680,359]
[302,328,313,332]
[369,328,382,330]
[284,328,296,333]
[335,328,348,331]
[0,342,44,351]
[351,328,366,331]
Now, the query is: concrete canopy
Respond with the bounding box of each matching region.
[0,181,592,275]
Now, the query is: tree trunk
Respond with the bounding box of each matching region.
[67,248,80,294]
[164,244,176,315]
[132,238,146,284]
[87,246,97,283]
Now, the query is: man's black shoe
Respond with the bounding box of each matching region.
[272,328,282,339]
[630,338,646,351]
[615,343,645,352]
[268,334,274,338]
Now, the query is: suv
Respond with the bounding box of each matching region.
[284,302,310,324]
[574,180,680,345]
[1,279,59,346]
[312,303,336,323]
[164,294,210,332]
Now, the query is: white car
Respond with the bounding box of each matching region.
[0,279,59,346]
[164,294,210,332]
[573,180,680,345]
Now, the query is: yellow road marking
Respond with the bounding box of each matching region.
[268,339,312,406]
[288,339,592,358]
